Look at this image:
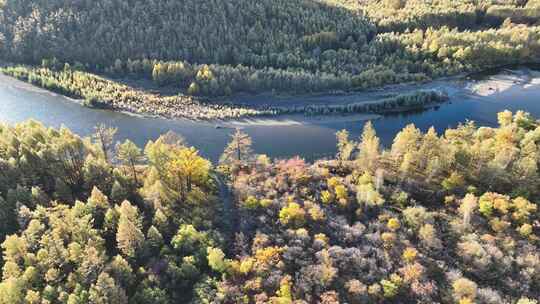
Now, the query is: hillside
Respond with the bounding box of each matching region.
[0,0,373,67]
[1,0,539,98]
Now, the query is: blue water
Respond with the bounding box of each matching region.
[1,68,539,162]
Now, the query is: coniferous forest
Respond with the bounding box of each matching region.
[0,0,539,110]
[0,111,539,303]
[1,1,540,303]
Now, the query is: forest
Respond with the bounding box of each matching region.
[0,0,539,100]
[1,1,540,303]
[0,110,539,303]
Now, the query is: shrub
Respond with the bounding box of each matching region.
[381,279,399,298]
[243,196,259,209]
[442,172,465,191]
[418,224,442,249]
[518,223,533,237]
[517,298,538,304]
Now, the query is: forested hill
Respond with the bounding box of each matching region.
[0,0,373,66]
[0,0,539,97]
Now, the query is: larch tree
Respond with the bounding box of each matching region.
[336,130,356,166]
[116,139,144,185]
[167,147,211,200]
[357,121,380,172]
[390,124,421,176]
[220,129,254,165]
[144,132,185,175]
[93,124,117,164]
[51,127,89,197]
[391,124,421,156]
[160,131,186,147]
[0,278,23,304]
[459,193,478,229]
[87,186,110,210]
[116,201,144,258]
[88,272,128,304]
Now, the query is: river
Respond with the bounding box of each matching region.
[1,67,540,162]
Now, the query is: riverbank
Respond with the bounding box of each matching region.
[0,64,453,122]
[468,68,540,96]
[0,66,266,120]
[3,66,540,163]
[3,63,537,124]
[217,113,382,127]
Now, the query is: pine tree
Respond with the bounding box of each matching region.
[187,82,200,95]
[0,196,17,239]
[146,225,164,252]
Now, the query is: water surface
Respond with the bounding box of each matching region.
[1,68,539,162]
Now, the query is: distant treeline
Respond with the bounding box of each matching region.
[1,0,539,97]
[104,23,540,97]
[355,0,540,33]
[267,90,449,116]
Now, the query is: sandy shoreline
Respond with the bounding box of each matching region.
[216,113,382,127]
[467,67,540,97]
[219,79,459,109]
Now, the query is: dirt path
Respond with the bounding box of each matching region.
[213,173,239,249]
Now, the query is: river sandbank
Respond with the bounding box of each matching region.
[468,68,540,97]
[0,67,449,123]
[2,64,539,126]
[3,65,540,163]
[217,113,382,127]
